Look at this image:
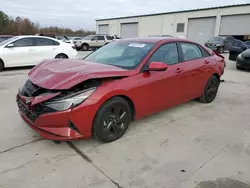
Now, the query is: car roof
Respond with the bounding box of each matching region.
[13,35,59,40]
[121,37,192,44]
[0,35,14,37]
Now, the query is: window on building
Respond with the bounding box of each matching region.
[176,23,185,33]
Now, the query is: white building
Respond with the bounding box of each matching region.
[96,3,250,45]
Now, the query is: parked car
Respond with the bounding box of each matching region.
[0,35,78,71]
[69,37,83,44]
[74,34,113,51]
[110,35,121,40]
[205,36,235,54]
[16,37,225,143]
[228,39,250,70]
[0,35,13,43]
[244,40,250,48]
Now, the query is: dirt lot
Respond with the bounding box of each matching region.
[0,53,250,188]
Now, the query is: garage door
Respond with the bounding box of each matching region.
[121,23,138,38]
[98,24,109,34]
[220,14,250,35]
[187,17,216,45]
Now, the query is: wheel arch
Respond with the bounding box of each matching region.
[55,53,68,58]
[91,94,136,136]
[81,43,89,47]
[0,58,4,70]
[212,72,220,81]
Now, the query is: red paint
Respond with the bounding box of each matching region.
[17,38,225,141]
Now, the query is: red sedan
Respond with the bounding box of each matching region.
[16,37,225,142]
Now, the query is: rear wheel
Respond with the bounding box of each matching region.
[55,54,68,59]
[198,75,220,103]
[0,59,4,72]
[93,97,131,143]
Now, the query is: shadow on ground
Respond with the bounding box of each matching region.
[196,178,250,188]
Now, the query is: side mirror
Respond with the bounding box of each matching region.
[91,38,95,41]
[148,61,168,71]
[6,43,14,48]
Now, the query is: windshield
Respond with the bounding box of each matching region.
[0,36,18,46]
[83,35,93,40]
[208,36,224,43]
[84,41,155,69]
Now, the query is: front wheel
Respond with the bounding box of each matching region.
[0,60,4,72]
[93,97,132,143]
[198,75,220,103]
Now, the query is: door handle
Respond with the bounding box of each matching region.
[28,49,34,51]
[204,60,210,64]
[175,68,184,73]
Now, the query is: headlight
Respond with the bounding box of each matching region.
[44,87,96,111]
[216,44,221,46]
[237,54,242,59]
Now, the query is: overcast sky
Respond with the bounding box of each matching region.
[1,0,249,30]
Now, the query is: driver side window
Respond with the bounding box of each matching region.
[148,43,179,65]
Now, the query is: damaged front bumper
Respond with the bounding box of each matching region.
[16,79,101,141]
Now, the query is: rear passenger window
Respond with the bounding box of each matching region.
[180,43,202,61]
[36,38,59,46]
[148,43,179,65]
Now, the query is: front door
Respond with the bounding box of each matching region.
[3,37,36,67]
[229,39,248,61]
[135,42,184,117]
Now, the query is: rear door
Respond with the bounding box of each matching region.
[34,37,60,64]
[3,37,36,67]
[177,42,210,101]
[229,39,248,61]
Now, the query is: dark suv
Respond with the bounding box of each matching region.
[205,36,235,54]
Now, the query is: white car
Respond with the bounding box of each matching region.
[74,34,113,51]
[0,35,78,71]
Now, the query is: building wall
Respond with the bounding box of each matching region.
[96,5,250,38]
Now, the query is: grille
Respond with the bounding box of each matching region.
[243,56,250,61]
[17,98,38,122]
[17,97,57,122]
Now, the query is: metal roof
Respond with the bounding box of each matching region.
[96,3,250,21]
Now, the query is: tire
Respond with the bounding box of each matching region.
[0,60,4,72]
[82,44,89,51]
[55,54,68,59]
[198,75,220,103]
[236,65,243,70]
[93,97,132,143]
[218,47,224,54]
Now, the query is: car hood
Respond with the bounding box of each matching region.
[28,59,135,90]
[241,49,250,58]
